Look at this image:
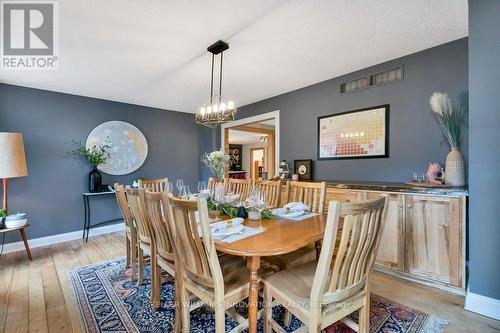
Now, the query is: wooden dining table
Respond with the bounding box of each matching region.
[214,214,328,333]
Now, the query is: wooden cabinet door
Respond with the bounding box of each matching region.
[368,193,405,271]
[405,195,462,287]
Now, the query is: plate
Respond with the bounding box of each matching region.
[212,224,244,238]
[272,208,305,218]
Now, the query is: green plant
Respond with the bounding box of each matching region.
[430,92,465,149]
[206,198,275,219]
[71,138,112,167]
[0,208,6,217]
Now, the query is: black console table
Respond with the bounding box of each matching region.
[82,191,123,242]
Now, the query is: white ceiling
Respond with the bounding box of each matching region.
[229,130,265,145]
[0,0,468,113]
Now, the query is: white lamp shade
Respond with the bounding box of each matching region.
[0,132,28,178]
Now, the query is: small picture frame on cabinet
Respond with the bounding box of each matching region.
[294,159,313,180]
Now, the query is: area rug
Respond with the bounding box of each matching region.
[68,258,447,333]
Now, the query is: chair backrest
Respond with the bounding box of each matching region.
[138,178,169,192]
[310,196,388,306]
[114,183,134,230]
[143,190,175,262]
[208,177,226,191]
[126,187,153,245]
[226,178,252,201]
[285,181,326,213]
[254,179,281,208]
[165,193,223,293]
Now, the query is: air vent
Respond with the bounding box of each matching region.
[340,66,403,94]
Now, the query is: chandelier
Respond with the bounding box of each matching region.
[195,40,236,128]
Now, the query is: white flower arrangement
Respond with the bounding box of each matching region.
[201,150,231,179]
[429,92,464,149]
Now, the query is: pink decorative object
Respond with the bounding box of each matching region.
[426,162,444,184]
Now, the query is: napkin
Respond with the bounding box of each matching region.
[284,202,310,211]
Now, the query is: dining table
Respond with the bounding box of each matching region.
[214,213,329,333]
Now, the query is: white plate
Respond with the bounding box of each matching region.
[272,209,305,218]
[212,224,244,238]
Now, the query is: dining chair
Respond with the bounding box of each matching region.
[165,193,272,333]
[254,179,282,208]
[142,189,177,313]
[263,196,388,333]
[125,187,154,287]
[208,177,226,191]
[264,181,327,270]
[138,178,169,192]
[114,183,137,280]
[226,177,253,201]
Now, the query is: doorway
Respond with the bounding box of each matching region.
[221,110,280,179]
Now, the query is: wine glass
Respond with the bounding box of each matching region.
[197,181,207,192]
[176,179,184,195]
[165,181,174,193]
[255,191,267,230]
[181,185,191,199]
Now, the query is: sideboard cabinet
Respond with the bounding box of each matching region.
[283,183,467,294]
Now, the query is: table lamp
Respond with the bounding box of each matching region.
[0,133,28,214]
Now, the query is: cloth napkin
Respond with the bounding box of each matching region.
[284,202,310,211]
[283,212,319,221]
[214,226,265,243]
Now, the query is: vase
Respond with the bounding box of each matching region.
[89,166,102,193]
[445,148,465,186]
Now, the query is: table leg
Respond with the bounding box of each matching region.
[19,228,32,260]
[83,195,88,239]
[247,256,260,333]
[85,196,90,242]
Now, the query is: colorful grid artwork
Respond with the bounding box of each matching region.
[318,106,388,159]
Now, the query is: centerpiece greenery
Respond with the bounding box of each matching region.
[201,150,231,179]
[0,208,6,218]
[71,138,113,167]
[206,198,275,219]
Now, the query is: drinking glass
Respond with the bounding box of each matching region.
[165,181,174,193]
[255,191,267,230]
[176,179,184,195]
[181,185,192,199]
[214,183,225,217]
[412,172,419,182]
[197,181,207,192]
[419,173,427,183]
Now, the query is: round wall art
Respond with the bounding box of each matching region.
[86,121,148,175]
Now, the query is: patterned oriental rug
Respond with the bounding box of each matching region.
[68,258,447,333]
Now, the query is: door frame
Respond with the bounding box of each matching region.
[250,147,266,179]
[221,110,280,177]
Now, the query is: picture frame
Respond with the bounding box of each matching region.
[294,159,313,180]
[317,104,389,160]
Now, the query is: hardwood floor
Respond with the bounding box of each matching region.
[0,232,499,333]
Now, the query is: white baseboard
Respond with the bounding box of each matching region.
[465,292,500,320]
[1,223,125,255]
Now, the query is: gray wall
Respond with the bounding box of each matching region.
[468,0,500,300]
[235,38,468,183]
[0,84,212,244]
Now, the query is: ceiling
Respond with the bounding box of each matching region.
[229,130,266,145]
[0,1,468,113]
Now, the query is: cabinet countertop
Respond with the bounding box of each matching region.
[319,180,468,196]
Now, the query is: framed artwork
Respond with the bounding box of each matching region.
[318,105,389,160]
[294,159,313,180]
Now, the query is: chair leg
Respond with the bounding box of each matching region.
[137,246,144,286]
[264,285,272,333]
[130,236,137,281]
[151,254,161,311]
[215,307,225,333]
[125,236,131,268]
[180,285,190,333]
[358,295,370,333]
[173,273,181,333]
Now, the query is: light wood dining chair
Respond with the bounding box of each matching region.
[165,193,272,333]
[254,179,282,208]
[285,181,327,213]
[138,178,169,192]
[125,187,154,287]
[114,183,137,280]
[226,177,253,201]
[264,181,327,270]
[143,189,177,314]
[263,196,388,333]
[208,177,226,191]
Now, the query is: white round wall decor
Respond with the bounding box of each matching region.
[86,121,148,175]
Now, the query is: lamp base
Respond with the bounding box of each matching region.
[2,178,7,214]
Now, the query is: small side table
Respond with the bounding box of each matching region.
[0,223,32,260]
[82,191,123,242]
